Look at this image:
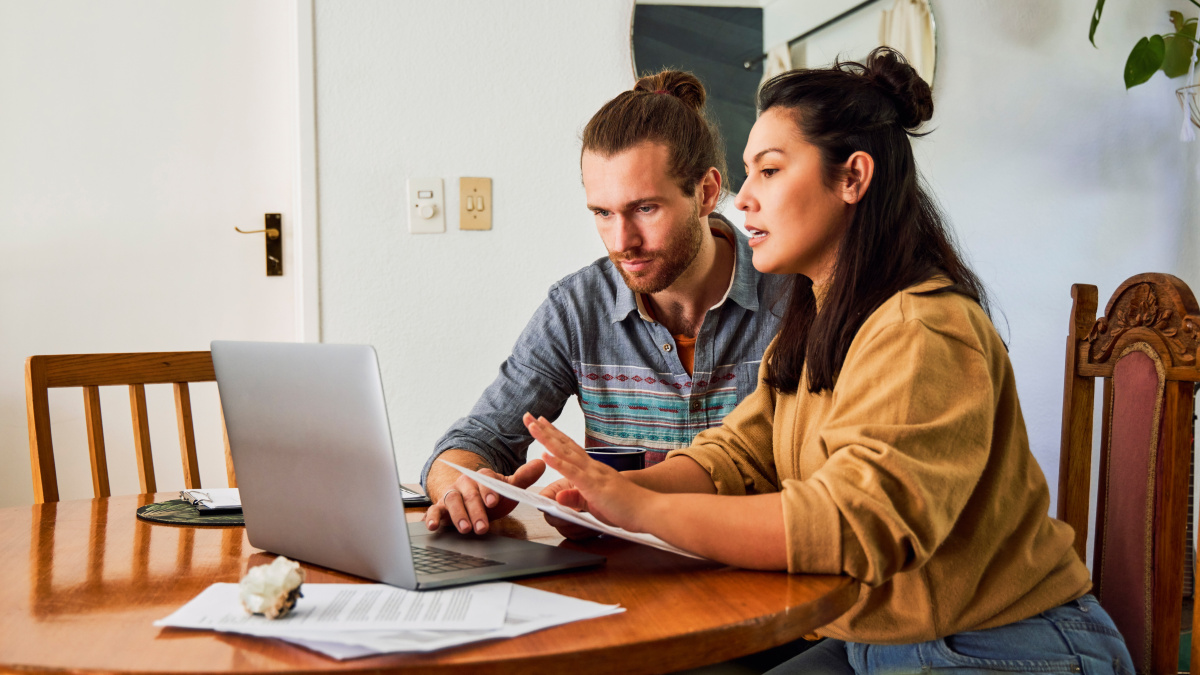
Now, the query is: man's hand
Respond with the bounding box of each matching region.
[423,459,545,535]
[538,478,603,540]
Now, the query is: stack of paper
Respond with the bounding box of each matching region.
[156,582,623,660]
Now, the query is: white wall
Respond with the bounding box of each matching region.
[923,1,1199,507]
[314,0,1199,514]
[313,1,636,484]
[0,0,299,507]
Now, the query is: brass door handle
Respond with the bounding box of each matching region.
[237,214,283,276]
[234,226,280,240]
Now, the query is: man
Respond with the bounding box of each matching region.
[422,71,788,535]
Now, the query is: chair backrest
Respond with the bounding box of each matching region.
[1058,273,1200,675]
[26,351,236,504]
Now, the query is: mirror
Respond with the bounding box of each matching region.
[631,0,938,192]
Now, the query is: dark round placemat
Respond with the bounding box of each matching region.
[136,499,244,527]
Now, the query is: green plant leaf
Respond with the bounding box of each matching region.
[1125,35,1166,88]
[1171,10,1186,32]
[1163,23,1198,78]
[1089,0,1106,47]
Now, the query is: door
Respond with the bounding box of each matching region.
[0,0,307,506]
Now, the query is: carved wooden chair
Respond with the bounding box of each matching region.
[1058,273,1200,674]
[26,351,236,504]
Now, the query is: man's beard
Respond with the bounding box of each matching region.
[609,210,705,294]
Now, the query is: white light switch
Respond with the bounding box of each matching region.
[408,178,445,234]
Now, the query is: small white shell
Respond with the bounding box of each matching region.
[239,556,305,619]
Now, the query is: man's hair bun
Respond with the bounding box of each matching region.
[634,70,706,113]
[584,68,724,197]
[863,47,933,130]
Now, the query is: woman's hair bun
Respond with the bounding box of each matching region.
[634,70,706,113]
[863,47,933,129]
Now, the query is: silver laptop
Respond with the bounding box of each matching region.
[211,340,604,589]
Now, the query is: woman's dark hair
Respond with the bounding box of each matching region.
[582,70,726,197]
[761,47,989,395]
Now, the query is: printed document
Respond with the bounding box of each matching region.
[157,582,622,659]
[275,584,625,659]
[155,582,511,632]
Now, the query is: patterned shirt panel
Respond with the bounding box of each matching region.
[576,360,744,465]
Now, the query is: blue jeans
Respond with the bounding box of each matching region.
[767,595,1134,674]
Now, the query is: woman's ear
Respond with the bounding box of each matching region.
[840,151,874,205]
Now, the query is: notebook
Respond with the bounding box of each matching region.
[211,340,604,589]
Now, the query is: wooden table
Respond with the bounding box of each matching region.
[0,494,857,674]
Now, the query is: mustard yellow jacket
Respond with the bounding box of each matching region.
[669,278,1090,644]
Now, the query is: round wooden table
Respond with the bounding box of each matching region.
[0,494,857,674]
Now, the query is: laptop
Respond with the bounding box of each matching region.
[211,340,604,589]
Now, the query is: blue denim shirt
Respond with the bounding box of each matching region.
[421,217,788,484]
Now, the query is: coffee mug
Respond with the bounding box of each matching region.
[585,446,647,471]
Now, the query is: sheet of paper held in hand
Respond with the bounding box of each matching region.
[275,584,626,660]
[155,582,511,633]
[440,459,703,559]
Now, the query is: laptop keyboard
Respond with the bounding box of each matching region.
[411,545,504,575]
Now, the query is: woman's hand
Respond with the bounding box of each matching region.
[524,413,657,533]
[538,477,603,540]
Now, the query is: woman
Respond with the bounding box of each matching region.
[521,49,1134,673]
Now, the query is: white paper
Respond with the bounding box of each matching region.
[275,584,625,659]
[440,460,703,559]
[155,582,511,632]
[276,637,379,660]
[179,487,241,510]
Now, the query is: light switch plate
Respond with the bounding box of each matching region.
[408,178,445,234]
[459,177,492,231]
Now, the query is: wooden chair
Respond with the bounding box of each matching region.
[26,351,236,504]
[1058,273,1200,674]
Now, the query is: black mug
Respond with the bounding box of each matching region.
[585,446,647,471]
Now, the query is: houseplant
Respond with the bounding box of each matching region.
[1090,0,1200,89]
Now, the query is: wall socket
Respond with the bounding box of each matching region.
[459,177,492,231]
[407,177,445,234]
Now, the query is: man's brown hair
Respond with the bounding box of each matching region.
[581,70,726,198]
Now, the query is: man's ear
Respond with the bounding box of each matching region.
[840,151,874,205]
[696,167,722,217]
